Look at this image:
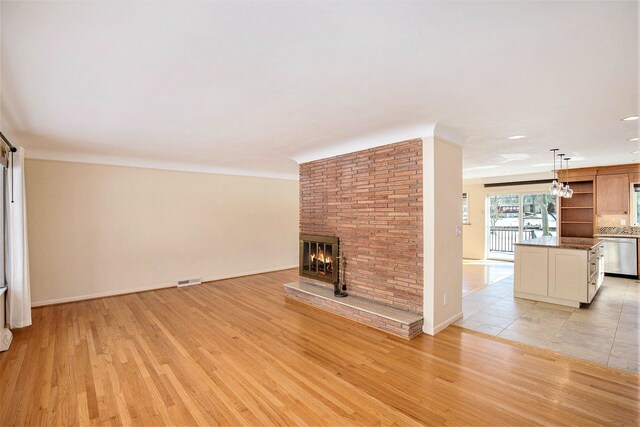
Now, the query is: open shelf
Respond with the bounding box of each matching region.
[559,180,595,238]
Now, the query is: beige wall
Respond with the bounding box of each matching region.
[26,160,299,305]
[463,183,485,259]
[423,137,463,335]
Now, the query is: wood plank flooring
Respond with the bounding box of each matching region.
[1,268,638,426]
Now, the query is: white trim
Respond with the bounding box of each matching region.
[291,123,435,164]
[423,311,463,336]
[200,265,297,283]
[630,183,638,226]
[31,264,298,307]
[433,125,465,147]
[31,281,177,307]
[514,292,580,308]
[26,148,299,181]
[422,136,436,333]
[464,171,552,185]
[434,134,465,149]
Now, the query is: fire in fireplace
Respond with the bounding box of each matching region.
[299,234,339,285]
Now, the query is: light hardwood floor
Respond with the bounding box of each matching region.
[1,268,638,426]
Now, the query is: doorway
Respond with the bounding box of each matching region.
[486,193,557,260]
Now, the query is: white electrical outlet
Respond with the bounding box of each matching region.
[621,219,627,225]
[443,293,449,305]
[155,265,164,274]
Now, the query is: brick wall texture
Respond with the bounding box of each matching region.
[299,139,423,313]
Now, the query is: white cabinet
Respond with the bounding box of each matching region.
[548,249,587,302]
[514,246,548,296]
[514,242,602,308]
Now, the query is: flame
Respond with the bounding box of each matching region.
[310,248,332,265]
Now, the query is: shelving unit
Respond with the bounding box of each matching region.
[559,180,595,238]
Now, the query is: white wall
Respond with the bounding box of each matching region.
[423,137,463,335]
[26,160,299,306]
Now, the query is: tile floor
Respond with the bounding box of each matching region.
[457,260,639,373]
[462,259,514,296]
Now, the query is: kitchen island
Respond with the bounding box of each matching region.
[514,237,604,308]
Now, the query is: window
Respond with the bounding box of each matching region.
[632,183,640,226]
[462,193,469,224]
[486,192,558,260]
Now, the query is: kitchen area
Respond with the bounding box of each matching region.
[515,163,639,296]
[458,162,639,373]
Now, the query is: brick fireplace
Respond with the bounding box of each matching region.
[285,139,424,338]
[299,234,339,286]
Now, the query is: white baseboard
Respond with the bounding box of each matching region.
[201,265,297,283]
[31,281,177,307]
[423,311,463,336]
[31,264,298,307]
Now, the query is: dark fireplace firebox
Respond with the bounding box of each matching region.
[299,234,346,296]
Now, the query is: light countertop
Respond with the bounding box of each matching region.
[515,236,601,250]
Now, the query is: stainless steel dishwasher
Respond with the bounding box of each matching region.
[600,237,638,276]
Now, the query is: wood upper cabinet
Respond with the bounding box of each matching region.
[596,173,629,215]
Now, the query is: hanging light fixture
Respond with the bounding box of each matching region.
[564,157,573,198]
[548,148,574,198]
[549,149,562,196]
[557,153,568,197]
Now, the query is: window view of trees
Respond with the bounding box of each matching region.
[523,194,557,237]
[488,193,558,257]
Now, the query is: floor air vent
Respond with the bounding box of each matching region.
[177,277,202,288]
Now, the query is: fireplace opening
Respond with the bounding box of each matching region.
[299,234,339,285]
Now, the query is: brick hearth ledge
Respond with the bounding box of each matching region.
[284,281,424,339]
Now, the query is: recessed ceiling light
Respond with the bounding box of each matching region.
[632,151,640,154]
[628,137,639,141]
[508,135,526,140]
[621,115,639,121]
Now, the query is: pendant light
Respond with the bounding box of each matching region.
[557,153,567,197]
[549,149,562,196]
[563,157,573,198]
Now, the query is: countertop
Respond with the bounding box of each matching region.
[515,236,601,250]
[594,234,640,238]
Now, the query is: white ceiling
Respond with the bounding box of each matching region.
[1,1,638,181]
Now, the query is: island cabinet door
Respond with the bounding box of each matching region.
[548,249,588,302]
[514,246,549,296]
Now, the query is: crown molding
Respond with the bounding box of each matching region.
[25,148,299,181]
[463,171,551,185]
[290,123,436,164]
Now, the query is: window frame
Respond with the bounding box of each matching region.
[462,192,470,225]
